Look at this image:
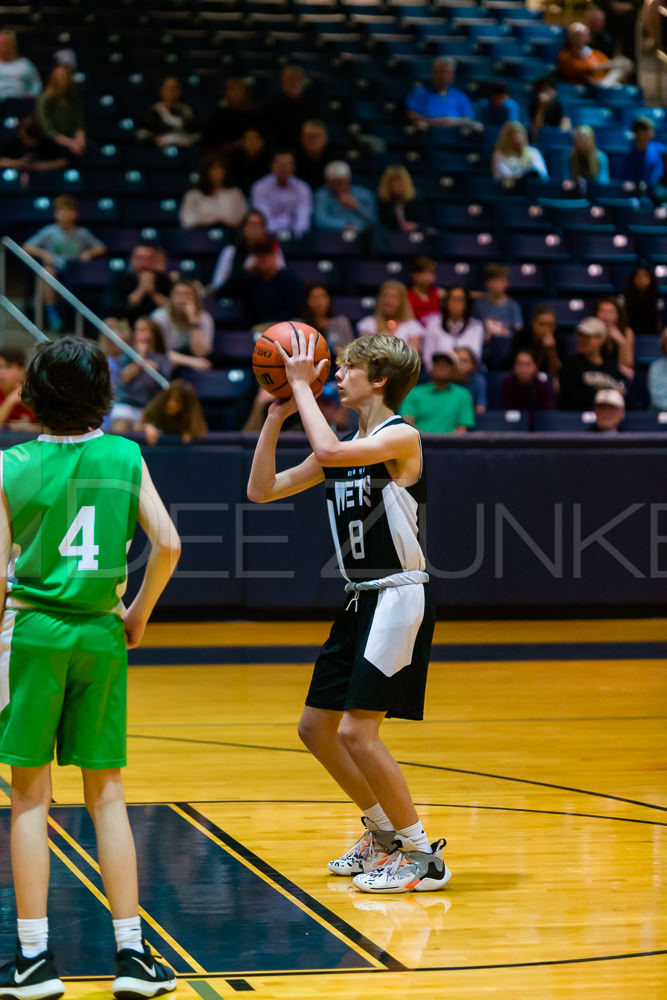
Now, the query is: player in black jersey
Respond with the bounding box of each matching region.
[248,332,451,893]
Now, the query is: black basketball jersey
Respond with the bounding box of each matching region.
[323,415,427,582]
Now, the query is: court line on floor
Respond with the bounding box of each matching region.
[173,803,406,974]
[127,734,667,814]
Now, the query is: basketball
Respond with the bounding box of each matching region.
[252,321,331,400]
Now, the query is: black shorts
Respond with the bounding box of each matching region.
[305,582,435,721]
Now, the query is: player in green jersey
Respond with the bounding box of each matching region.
[0,338,181,999]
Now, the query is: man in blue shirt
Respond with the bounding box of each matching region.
[477,83,522,127]
[622,117,666,189]
[313,160,377,232]
[406,58,478,129]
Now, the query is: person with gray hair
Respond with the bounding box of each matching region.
[0,29,41,100]
[557,22,633,86]
[313,160,377,232]
[405,58,478,129]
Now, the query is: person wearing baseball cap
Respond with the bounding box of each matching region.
[592,388,625,433]
[399,349,475,434]
[559,315,630,410]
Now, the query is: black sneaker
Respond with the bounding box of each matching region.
[0,945,65,1000]
[112,941,176,1000]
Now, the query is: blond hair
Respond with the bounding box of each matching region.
[377,165,416,203]
[336,333,420,411]
[570,125,600,180]
[375,280,415,332]
[494,121,531,165]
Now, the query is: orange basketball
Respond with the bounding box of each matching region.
[252,321,331,400]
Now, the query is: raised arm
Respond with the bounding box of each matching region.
[247,396,324,502]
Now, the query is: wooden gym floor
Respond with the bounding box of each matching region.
[0,619,665,999]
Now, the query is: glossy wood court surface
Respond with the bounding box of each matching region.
[0,619,665,999]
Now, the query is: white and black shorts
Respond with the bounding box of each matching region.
[305,582,435,720]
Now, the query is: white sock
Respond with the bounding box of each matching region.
[17,917,49,959]
[397,820,431,853]
[112,916,143,953]
[363,803,394,831]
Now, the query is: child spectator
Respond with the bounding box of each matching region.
[501,349,555,428]
[407,256,444,325]
[376,165,425,233]
[569,125,610,184]
[23,195,106,332]
[110,318,172,434]
[136,75,200,147]
[492,122,548,182]
[152,282,214,370]
[477,83,521,127]
[648,329,667,410]
[473,263,523,344]
[593,296,635,377]
[511,305,565,379]
[623,266,662,335]
[454,346,487,414]
[357,281,423,353]
[0,347,37,429]
[36,64,86,159]
[139,379,208,444]
[179,153,248,230]
[400,349,475,434]
[300,282,354,355]
[621,117,667,190]
[423,286,484,369]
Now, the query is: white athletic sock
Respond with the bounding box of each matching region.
[397,820,431,853]
[17,917,49,958]
[363,803,394,831]
[112,916,143,953]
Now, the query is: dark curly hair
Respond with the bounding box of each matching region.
[22,336,111,432]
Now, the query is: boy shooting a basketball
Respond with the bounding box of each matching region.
[0,338,180,997]
[248,332,451,892]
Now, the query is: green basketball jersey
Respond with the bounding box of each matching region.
[1,429,142,615]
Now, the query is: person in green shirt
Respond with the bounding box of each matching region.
[399,349,475,434]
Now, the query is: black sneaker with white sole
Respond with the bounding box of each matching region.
[0,945,65,1000]
[112,940,177,1000]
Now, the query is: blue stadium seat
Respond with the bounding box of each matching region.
[433,202,492,230]
[305,230,365,258]
[181,369,255,431]
[621,412,667,431]
[331,295,375,324]
[373,231,434,258]
[570,105,616,128]
[545,297,590,328]
[0,197,54,225]
[534,411,596,431]
[637,235,667,263]
[473,410,530,431]
[64,259,120,288]
[573,232,637,263]
[165,228,226,256]
[614,204,667,233]
[549,262,615,295]
[435,260,481,287]
[433,230,499,259]
[97,226,164,253]
[211,330,257,365]
[494,202,551,232]
[619,106,667,128]
[634,335,662,362]
[502,232,569,261]
[346,259,407,293]
[287,258,343,291]
[503,262,548,293]
[549,204,615,234]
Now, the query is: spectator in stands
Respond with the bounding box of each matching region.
[0,114,67,172]
[587,6,615,58]
[217,236,304,328]
[99,317,132,417]
[591,387,626,432]
[528,77,567,139]
[0,30,41,99]
[179,153,247,230]
[407,256,444,325]
[262,64,318,148]
[569,125,610,185]
[559,316,629,410]
[23,195,106,332]
[377,165,425,233]
[620,117,667,191]
[405,57,478,130]
[139,379,208,445]
[501,349,555,428]
[648,328,667,409]
[423,286,485,369]
[593,296,635,377]
[473,263,523,344]
[492,122,548,182]
[210,209,285,289]
[511,305,565,380]
[295,120,341,190]
[201,76,256,152]
[399,349,475,434]
[152,281,214,369]
[623,266,662,335]
[229,128,271,194]
[136,75,200,148]
[300,282,354,355]
[357,280,423,352]
[313,160,377,233]
[104,244,173,324]
[110,317,171,434]
[0,347,37,430]
[251,150,312,238]
[454,346,487,414]
[36,64,86,159]
[598,0,642,61]
[477,83,521,128]
[557,22,633,87]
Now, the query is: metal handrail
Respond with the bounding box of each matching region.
[0,236,169,389]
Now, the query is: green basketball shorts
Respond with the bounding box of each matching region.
[0,607,128,769]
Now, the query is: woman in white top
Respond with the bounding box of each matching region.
[179,153,248,230]
[492,121,549,182]
[152,281,214,370]
[422,286,484,370]
[357,280,424,354]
